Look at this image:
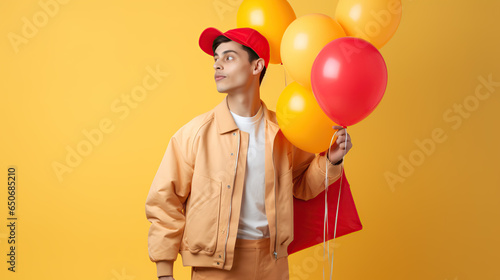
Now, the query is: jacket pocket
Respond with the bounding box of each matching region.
[184,173,221,255]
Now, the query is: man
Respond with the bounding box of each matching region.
[145,27,352,280]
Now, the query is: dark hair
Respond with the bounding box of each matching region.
[212,35,267,85]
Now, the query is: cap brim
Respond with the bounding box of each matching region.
[199,27,225,56]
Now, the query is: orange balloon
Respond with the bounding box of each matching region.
[276,82,339,154]
[280,13,346,89]
[335,0,402,48]
[237,0,296,65]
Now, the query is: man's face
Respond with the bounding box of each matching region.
[213,41,255,94]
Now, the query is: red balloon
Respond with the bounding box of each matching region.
[311,37,388,127]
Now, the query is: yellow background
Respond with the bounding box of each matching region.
[1,0,499,279]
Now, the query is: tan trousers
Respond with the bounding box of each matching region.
[191,238,289,280]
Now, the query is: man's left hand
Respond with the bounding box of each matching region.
[327,126,353,163]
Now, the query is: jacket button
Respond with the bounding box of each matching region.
[217,262,220,265]
[219,255,222,258]
[233,132,236,135]
[227,185,231,189]
[230,153,233,156]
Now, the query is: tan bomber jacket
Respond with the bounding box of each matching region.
[145,96,344,277]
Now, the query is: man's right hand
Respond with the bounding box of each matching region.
[158,276,174,280]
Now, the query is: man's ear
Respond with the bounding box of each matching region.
[252,58,265,75]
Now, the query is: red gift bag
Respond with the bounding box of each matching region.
[288,168,362,254]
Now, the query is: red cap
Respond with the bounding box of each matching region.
[199,27,270,69]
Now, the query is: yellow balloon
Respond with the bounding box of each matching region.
[276,82,338,154]
[280,13,346,89]
[237,0,296,65]
[335,0,402,48]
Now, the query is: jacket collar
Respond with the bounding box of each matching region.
[214,95,279,134]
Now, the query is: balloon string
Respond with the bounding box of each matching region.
[323,127,347,280]
[323,131,336,280]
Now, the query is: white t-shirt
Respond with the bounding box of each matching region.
[230,104,270,239]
